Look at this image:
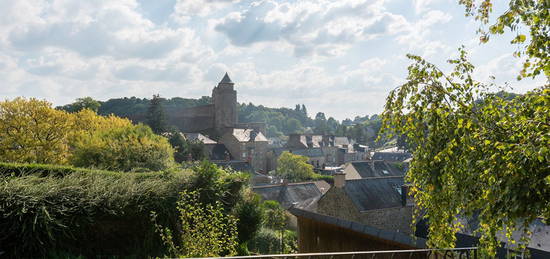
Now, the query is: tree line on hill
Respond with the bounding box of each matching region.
[58,96,390,148]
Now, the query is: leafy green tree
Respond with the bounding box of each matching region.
[314,112,328,134]
[380,48,549,256]
[275,152,314,182]
[70,124,175,172]
[284,118,303,134]
[152,190,238,257]
[235,191,264,245]
[168,131,189,163]
[458,0,549,78]
[147,94,168,134]
[59,97,101,113]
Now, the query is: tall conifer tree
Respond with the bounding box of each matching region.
[147,94,168,134]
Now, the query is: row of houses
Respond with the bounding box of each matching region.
[251,157,550,258]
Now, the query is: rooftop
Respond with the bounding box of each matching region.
[343,176,405,211]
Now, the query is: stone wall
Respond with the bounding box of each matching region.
[360,206,413,234]
[317,187,363,222]
[171,104,215,133]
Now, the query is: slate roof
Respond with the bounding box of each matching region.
[348,161,405,178]
[253,181,328,209]
[344,177,405,211]
[183,133,217,144]
[219,72,233,84]
[232,128,268,142]
[372,152,412,162]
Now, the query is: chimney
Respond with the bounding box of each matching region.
[334,172,346,188]
[401,184,413,206]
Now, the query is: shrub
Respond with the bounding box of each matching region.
[0,165,187,257]
[152,190,238,257]
[70,124,175,172]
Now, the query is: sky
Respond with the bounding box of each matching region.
[0,0,546,120]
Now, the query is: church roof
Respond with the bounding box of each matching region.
[219,72,233,84]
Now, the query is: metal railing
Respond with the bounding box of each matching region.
[188,247,480,259]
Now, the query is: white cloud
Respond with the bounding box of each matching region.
[0,0,544,121]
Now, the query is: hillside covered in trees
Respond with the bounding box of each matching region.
[59,97,389,148]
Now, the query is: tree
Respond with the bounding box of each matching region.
[380,48,549,256]
[59,97,101,113]
[0,98,74,164]
[284,118,303,134]
[168,131,189,163]
[275,152,314,182]
[152,190,238,257]
[234,191,264,245]
[458,0,549,79]
[147,94,168,134]
[262,200,288,254]
[70,124,175,172]
[314,112,328,134]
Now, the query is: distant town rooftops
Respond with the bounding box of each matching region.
[183,132,217,144]
[372,151,412,162]
[346,161,406,178]
[232,128,268,142]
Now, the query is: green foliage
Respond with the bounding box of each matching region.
[262,200,286,231]
[168,131,207,163]
[152,190,238,258]
[274,152,315,182]
[235,191,264,244]
[70,124,175,172]
[458,0,549,79]
[248,228,297,255]
[381,47,549,256]
[0,165,187,257]
[310,173,334,184]
[58,97,101,113]
[147,94,168,134]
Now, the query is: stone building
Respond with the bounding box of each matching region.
[317,174,414,234]
[284,134,368,167]
[176,73,268,172]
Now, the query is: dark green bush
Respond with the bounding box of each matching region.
[0,164,187,257]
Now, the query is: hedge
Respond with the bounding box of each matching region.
[0,163,188,257]
[0,162,168,177]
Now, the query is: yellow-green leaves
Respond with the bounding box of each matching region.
[380,48,549,256]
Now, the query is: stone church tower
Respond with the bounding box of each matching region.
[212,72,237,132]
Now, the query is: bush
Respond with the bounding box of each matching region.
[310,173,333,184]
[0,162,254,258]
[0,164,187,257]
[247,228,297,254]
[70,124,175,172]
